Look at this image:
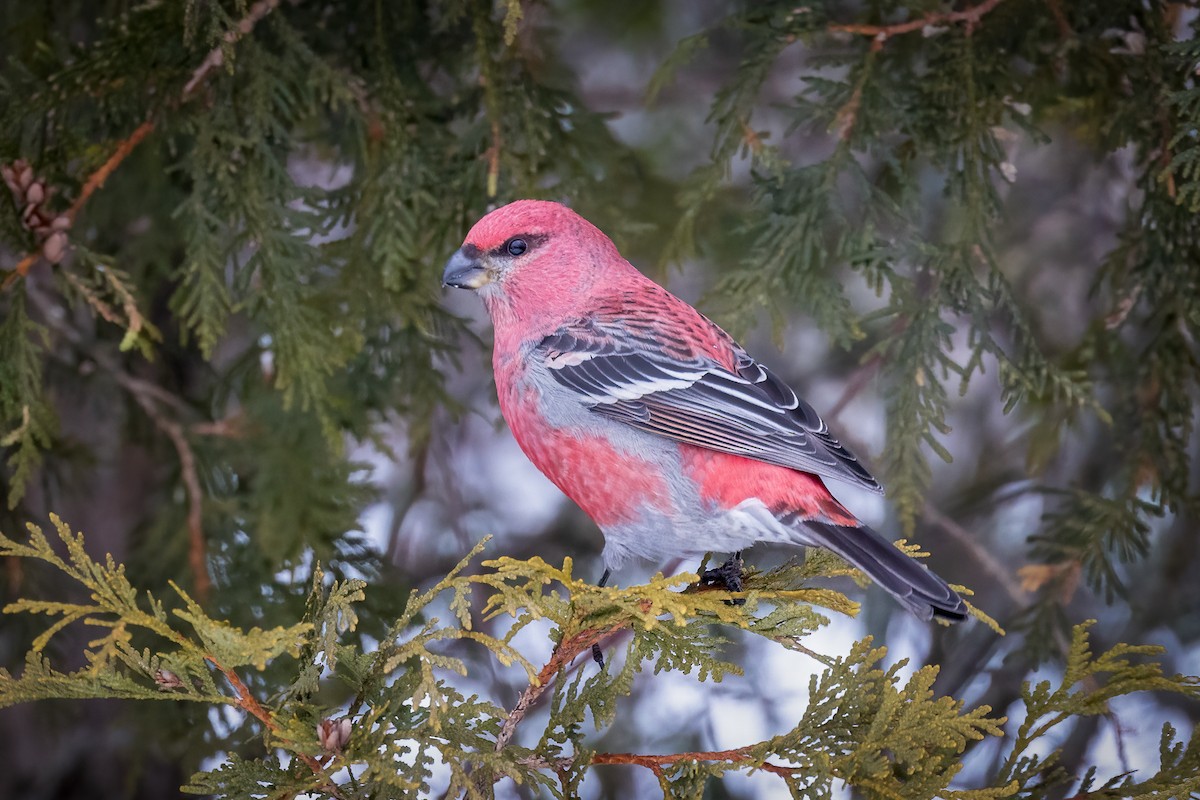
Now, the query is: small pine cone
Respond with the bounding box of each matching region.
[154,669,184,690]
[42,231,69,264]
[25,181,45,206]
[317,717,352,753]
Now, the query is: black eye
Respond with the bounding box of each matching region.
[505,238,527,256]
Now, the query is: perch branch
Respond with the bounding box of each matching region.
[828,0,1006,40]
[493,626,614,754]
[592,747,795,779]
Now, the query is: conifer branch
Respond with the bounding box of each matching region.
[206,656,346,798]
[828,0,1006,41]
[1,120,154,293]
[183,0,282,97]
[493,626,613,754]
[591,747,795,778]
[1,0,282,293]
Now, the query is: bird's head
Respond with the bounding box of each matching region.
[442,200,625,324]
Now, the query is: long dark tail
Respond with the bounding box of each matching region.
[803,520,967,622]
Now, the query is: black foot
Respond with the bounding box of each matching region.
[700,552,746,605]
[592,568,611,667]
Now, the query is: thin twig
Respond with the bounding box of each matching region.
[825,354,883,426]
[192,414,247,438]
[828,0,1006,40]
[494,627,611,753]
[592,747,795,779]
[182,0,281,97]
[208,657,346,799]
[66,119,157,224]
[1,120,154,293]
[923,502,1024,608]
[128,389,211,604]
[833,37,884,142]
[1045,0,1071,40]
[24,286,213,602]
[0,253,38,291]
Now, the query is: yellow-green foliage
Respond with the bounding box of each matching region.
[1,515,1198,799]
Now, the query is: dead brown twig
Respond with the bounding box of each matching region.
[126,384,211,605]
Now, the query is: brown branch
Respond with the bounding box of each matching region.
[829,0,1006,40]
[924,502,1073,659]
[208,657,346,799]
[192,414,248,438]
[66,119,157,225]
[592,746,795,779]
[123,381,211,605]
[833,36,884,142]
[0,253,38,291]
[1046,0,1071,40]
[2,0,282,292]
[24,286,213,603]
[183,0,281,98]
[2,120,154,293]
[494,626,612,754]
[825,354,883,426]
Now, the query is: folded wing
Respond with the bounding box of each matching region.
[537,322,883,495]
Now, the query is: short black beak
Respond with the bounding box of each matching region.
[442,247,487,289]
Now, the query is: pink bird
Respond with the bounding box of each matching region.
[443,200,965,621]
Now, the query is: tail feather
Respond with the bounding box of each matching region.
[802,520,967,622]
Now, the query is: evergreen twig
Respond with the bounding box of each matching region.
[1,0,283,293]
[828,0,1007,40]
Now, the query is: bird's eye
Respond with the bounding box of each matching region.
[506,238,528,256]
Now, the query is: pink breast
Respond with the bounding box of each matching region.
[501,387,672,527]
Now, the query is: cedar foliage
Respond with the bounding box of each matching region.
[3,516,1198,799]
[1,1,1198,798]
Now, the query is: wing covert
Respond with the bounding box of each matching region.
[536,325,883,495]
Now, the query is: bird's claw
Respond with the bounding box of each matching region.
[699,552,746,605]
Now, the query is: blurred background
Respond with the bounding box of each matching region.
[1,1,1198,797]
